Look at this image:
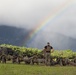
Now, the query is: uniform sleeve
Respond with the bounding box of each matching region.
[44,46,47,49]
[51,46,53,49]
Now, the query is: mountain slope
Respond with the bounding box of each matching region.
[28,31,76,51]
[0,25,29,46]
[0,25,76,51]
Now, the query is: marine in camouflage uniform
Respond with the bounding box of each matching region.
[12,55,17,63]
[1,54,6,63]
[44,42,54,66]
[16,56,21,64]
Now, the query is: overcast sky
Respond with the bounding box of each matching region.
[0,0,76,38]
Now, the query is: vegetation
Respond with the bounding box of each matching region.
[0,44,76,58]
[0,63,76,75]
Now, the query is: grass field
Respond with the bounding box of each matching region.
[0,63,76,75]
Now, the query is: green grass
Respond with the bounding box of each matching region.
[0,63,76,75]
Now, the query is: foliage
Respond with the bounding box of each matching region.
[51,49,76,58]
[0,44,76,58]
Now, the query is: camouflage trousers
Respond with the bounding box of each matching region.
[44,52,50,66]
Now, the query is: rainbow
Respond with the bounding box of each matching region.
[23,0,74,47]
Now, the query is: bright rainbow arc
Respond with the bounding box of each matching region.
[23,0,74,47]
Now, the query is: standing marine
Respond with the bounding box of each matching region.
[43,42,54,66]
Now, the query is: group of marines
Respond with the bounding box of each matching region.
[0,42,54,66]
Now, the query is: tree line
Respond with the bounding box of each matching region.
[0,44,76,59]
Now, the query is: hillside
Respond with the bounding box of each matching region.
[0,25,29,46]
[28,31,76,51]
[0,25,76,51]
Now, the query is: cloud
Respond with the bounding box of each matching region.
[0,0,76,38]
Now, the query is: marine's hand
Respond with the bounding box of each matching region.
[51,49,54,53]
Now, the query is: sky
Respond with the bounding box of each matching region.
[0,0,76,38]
